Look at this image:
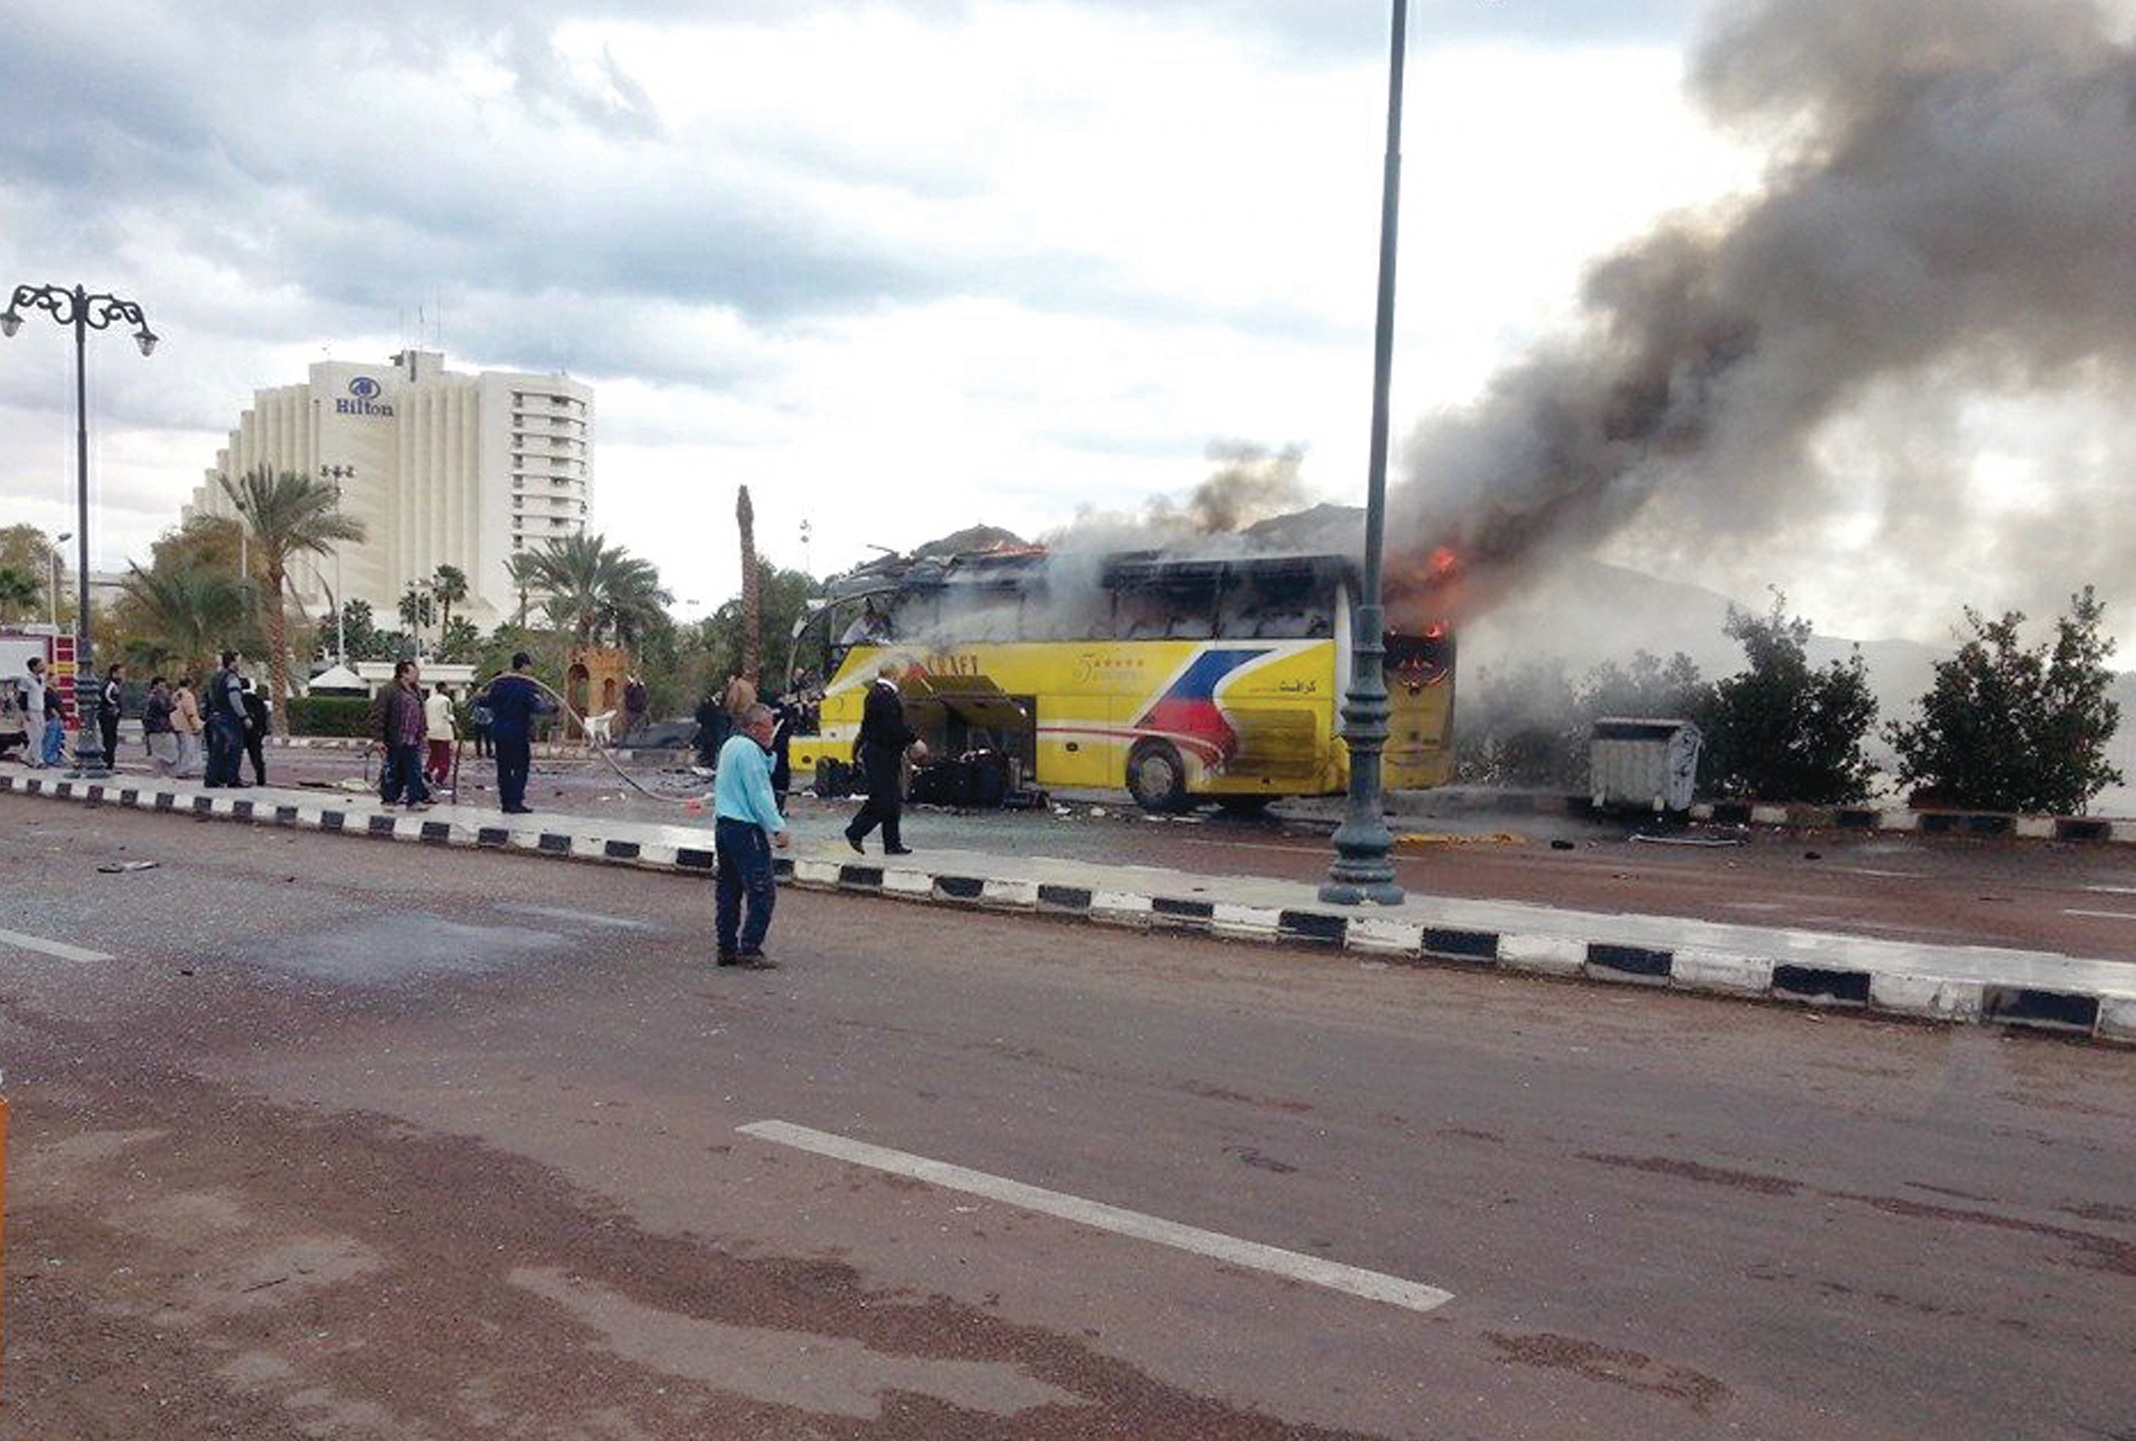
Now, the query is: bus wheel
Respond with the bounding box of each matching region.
[1126,739,1188,813]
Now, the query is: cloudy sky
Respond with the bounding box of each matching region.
[2,0,2130,651]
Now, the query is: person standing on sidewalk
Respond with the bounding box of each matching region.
[713,701,789,968]
[239,678,270,786]
[479,652,550,815]
[39,675,65,766]
[423,684,457,794]
[99,663,126,767]
[203,651,247,787]
[143,675,178,775]
[844,661,926,856]
[172,675,204,778]
[22,657,48,769]
[375,661,431,809]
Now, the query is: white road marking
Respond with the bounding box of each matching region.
[2063,908,2136,921]
[2082,885,2136,895]
[738,1119,1454,1314]
[0,926,114,963]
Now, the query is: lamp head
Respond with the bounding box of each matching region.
[134,326,158,357]
[0,310,20,338]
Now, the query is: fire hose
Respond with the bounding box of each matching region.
[363,673,715,810]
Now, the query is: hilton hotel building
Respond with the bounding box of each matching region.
[186,349,593,629]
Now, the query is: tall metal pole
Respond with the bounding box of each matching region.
[48,532,68,626]
[2,282,157,780]
[321,464,355,663]
[1322,0,1409,906]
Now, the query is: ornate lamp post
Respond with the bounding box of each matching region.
[2,283,157,778]
[320,463,356,663]
[1322,0,1410,906]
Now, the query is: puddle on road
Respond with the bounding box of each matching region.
[511,1265,1082,1421]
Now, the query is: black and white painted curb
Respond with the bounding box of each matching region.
[1686,799,2136,845]
[6,771,2130,1047]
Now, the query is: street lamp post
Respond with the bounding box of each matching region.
[1322,0,1410,906]
[2,283,157,779]
[49,531,70,627]
[320,464,355,663]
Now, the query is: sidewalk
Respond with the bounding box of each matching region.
[5,768,2131,1047]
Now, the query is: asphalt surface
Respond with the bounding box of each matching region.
[206,743,2136,963]
[2,796,2132,1439]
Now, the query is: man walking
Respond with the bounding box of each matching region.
[479,652,550,815]
[713,701,789,968]
[204,650,247,788]
[845,661,926,855]
[423,684,456,793]
[374,660,431,809]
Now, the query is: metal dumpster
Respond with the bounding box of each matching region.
[1590,717,1702,814]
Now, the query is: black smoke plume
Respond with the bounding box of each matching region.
[1389,0,2136,634]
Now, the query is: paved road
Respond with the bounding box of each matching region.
[145,744,2136,963]
[2,797,2131,1439]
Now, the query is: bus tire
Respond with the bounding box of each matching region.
[1126,739,1189,813]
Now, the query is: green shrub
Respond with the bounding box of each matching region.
[286,694,375,738]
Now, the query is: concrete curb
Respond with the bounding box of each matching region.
[1686,799,2136,845]
[6,771,2129,1047]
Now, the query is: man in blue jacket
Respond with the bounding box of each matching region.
[479,652,551,814]
[713,701,790,968]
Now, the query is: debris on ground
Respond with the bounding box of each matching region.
[1630,832,1747,847]
[96,859,159,873]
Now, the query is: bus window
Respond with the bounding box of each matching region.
[1110,567,1219,640]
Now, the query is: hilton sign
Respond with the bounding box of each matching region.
[334,375,395,417]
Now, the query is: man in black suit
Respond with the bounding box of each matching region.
[844,662,926,855]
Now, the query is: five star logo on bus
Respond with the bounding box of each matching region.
[1133,648,1271,764]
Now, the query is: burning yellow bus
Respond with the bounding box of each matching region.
[787,548,1455,812]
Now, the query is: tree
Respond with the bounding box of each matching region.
[435,616,481,664]
[1701,594,1878,804]
[397,584,436,634]
[431,563,469,633]
[512,533,670,648]
[737,485,761,686]
[684,564,819,704]
[320,599,393,663]
[113,563,250,679]
[219,466,366,736]
[1886,587,2123,814]
[0,525,68,626]
[0,565,39,624]
[1453,657,1581,787]
[1578,650,1711,727]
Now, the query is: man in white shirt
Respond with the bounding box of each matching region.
[23,657,48,769]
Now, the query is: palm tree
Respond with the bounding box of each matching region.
[737,485,761,687]
[515,533,669,648]
[0,565,38,625]
[431,563,469,632]
[219,466,367,736]
[116,563,249,678]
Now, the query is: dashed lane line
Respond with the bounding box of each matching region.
[2063,908,2136,921]
[738,1119,1454,1314]
[0,926,115,963]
